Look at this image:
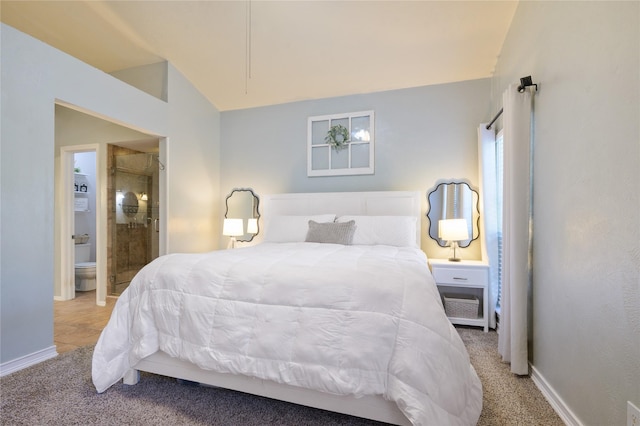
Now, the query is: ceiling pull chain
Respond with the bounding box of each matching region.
[245,0,252,95]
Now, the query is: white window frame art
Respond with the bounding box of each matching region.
[307,110,375,177]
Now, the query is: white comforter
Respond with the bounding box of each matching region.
[92,243,482,425]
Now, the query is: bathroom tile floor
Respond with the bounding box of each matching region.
[54,290,117,354]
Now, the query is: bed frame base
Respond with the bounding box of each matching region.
[125,351,411,426]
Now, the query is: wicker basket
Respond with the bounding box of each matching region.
[443,293,479,319]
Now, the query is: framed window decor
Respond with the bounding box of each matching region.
[307,110,374,177]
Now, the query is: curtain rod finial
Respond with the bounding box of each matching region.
[518,75,538,92]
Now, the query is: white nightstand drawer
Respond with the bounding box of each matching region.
[429,259,489,332]
[432,267,487,286]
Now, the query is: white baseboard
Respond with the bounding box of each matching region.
[0,346,58,377]
[530,364,583,426]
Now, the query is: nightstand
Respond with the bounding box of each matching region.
[429,259,489,332]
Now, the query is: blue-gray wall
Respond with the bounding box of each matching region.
[220,78,492,257]
[492,2,639,425]
[0,24,220,370]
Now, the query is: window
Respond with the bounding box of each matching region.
[307,111,374,177]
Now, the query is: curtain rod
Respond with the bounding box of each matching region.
[486,108,503,130]
[486,76,537,130]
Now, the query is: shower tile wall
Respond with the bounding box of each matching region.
[115,225,148,284]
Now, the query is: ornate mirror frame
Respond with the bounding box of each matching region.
[426,180,480,248]
[225,188,260,242]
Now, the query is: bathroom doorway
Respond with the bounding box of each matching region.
[108,145,161,296]
[73,152,97,293]
[59,145,101,304]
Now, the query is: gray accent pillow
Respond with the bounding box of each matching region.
[305,220,356,245]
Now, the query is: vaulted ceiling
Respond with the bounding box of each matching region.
[1,1,518,111]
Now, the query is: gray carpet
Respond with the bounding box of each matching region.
[456,328,563,426]
[0,328,563,425]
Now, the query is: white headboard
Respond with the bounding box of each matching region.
[262,191,421,245]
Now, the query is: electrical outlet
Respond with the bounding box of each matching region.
[629,401,640,426]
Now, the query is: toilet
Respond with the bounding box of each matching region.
[75,243,96,291]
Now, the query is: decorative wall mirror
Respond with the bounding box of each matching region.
[426,181,480,247]
[121,191,139,217]
[225,188,260,242]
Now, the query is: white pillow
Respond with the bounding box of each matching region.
[264,214,336,242]
[335,215,418,247]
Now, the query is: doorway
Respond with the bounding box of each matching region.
[55,105,166,306]
[108,145,161,296]
[73,151,97,291]
[59,145,101,303]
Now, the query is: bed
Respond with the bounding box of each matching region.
[92,191,482,426]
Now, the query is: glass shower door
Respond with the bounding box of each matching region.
[110,153,159,296]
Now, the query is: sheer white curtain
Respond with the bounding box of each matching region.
[498,83,534,375]
[477,125,498,330]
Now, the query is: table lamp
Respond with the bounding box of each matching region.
[247,218,258,235]
[223,218,244,248]
[439,218,469,262]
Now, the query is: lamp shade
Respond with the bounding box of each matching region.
[223,218,244,237]
[247,218,258,234]
[439,219,469,241]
